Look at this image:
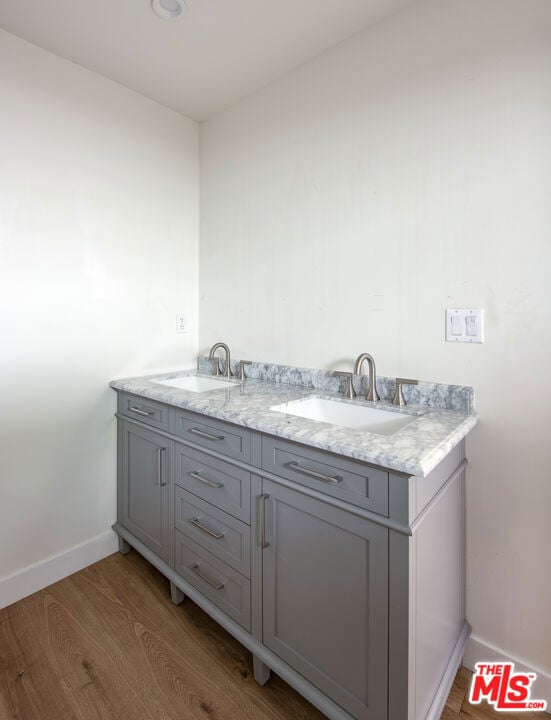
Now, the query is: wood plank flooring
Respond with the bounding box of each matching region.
[0,551,546,720]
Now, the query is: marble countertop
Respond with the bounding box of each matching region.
[110,367,477,477]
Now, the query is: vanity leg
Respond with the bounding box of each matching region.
[253,656,271,686]
[118,536,131,555]
[170,582,185,605]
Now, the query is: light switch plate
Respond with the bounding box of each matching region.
[446,308,484,343]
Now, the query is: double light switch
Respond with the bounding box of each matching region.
[446,308,484,343]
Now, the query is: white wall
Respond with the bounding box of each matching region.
[0,30,199,595]
[200,0,551,675]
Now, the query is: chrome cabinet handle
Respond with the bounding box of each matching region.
[190,517,224,539]
[287,461,343,484]
[129,406,155,417]
[259,494,269,549]
[156,447,167,486]
[189,427,225,442]
[189,471,224,489]
[190,564,225,590]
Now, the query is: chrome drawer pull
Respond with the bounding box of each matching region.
[156,447,168,487]
[190,517,225,539]
[129,406,155,417]
[287,461,343,484]
[259,494,269,549]
[189,427,225,441]
[189,471,224,489]
[190,564,225,590]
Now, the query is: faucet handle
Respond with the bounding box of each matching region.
[237,360,252,381]
[392,378,418,406]
[334,371,355,399]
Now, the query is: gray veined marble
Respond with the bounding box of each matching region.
[197,357,474,413]
[110,359,476,477]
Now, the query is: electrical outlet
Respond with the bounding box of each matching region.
[446,309,484,343]
[176,313,188,334]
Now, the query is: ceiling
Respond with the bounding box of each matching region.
[0,0,416,120]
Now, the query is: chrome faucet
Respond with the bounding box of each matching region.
[208,342,232,378]
[353,353,380,402]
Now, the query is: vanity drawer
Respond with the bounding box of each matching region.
[118,393,169,431]
[174,444,251,523]
[169,408,251,463]
[174,487,251,577]
[261,436,389,516]
[174,531,251,632]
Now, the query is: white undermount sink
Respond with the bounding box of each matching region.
[271,397,417,435]
[151,375,239,392]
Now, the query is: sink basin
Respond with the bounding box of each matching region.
[271,397,417,435]
[151,375,239,392]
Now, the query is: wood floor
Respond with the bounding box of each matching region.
[0,551,545,720]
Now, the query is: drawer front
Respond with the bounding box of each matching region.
[174,487,251,577]
[169,408,251,463]
[261,436,389,516]
[118,393,169,431]
[174,444,251,523]
[174,531,251,632]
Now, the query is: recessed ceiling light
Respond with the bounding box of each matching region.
[151,0,185,20]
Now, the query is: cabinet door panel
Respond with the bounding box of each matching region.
[262,436,388,516]
[174,531,251,631]
[170,408,251,462]
[174,443,251,523]
[262,479,388,720]
[174,487,250,577]
[118,392,169,431]
[121,422,169,562]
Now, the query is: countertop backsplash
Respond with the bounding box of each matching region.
[197,357,474,413]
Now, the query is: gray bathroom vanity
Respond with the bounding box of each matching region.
[110,362,476,720]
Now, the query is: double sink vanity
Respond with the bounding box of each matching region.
[110,348,477,720]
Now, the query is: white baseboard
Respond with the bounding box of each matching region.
[464,635,551,706]
[0,530,119,609]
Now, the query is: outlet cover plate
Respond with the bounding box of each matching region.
[176,313,188,334]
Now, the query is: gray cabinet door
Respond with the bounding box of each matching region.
[262,479,388,720]
[120,421,169,562]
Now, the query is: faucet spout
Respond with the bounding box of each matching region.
[208,342,232,378]
[353,353,380,402]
